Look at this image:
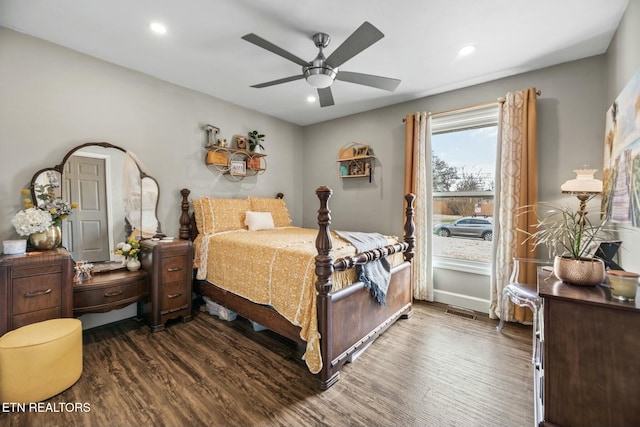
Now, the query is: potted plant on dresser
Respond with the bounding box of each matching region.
[521,203,613,286]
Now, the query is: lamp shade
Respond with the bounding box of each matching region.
[560,168,603,194]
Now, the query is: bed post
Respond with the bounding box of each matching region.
[315,186,338,389]
[403,193,416,262]
[179,188,191,240]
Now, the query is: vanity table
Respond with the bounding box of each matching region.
[0,248,74,335]
[538,268,640,427]
[18,141,183,332]
[72,268,148,316]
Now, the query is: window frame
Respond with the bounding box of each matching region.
[431,104,499,274]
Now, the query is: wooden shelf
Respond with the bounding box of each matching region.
[336,143,375,181]
[341,174,369,178]
[205,146,267,181]
[335,155,374,162]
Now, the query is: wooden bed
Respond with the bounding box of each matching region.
[178,186,415,389]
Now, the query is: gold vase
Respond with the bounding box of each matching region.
[29,225,62,250]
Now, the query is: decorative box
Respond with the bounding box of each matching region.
[3,240,27,255]
[206,151,228,166]
[247,157,261,170]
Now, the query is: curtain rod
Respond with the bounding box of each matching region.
[402,89,541,122]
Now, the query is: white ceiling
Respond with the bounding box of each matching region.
[0,0,629,126]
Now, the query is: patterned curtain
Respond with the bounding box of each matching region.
[490,88,539,322]
[404,113,433,301]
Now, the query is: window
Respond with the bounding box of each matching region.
[431,105,499,271]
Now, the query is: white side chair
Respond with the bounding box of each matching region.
[496,257,546,363]
[496,257,548,427]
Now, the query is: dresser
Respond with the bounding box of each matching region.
[0,248,74,335]
[140,239,193,332]
[538,269,640,427]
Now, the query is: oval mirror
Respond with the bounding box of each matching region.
[30,142,163,262]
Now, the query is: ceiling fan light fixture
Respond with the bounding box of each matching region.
[304,66,337,88]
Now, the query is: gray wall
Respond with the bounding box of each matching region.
[606,0,640,272]
[0,27,305,243]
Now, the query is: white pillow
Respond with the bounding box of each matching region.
[245,211,275,231]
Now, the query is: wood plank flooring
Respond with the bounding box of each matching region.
[1,301,534,427]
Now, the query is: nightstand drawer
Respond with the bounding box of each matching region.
[161,256,188,283]
[12,274,62,315]
[160,281,188,311]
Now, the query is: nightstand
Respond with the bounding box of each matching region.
[140,239,193,332]
[0,248,74,335]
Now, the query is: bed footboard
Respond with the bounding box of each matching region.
[314,187,415,388]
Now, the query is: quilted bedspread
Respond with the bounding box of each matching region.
[194,227,399,374]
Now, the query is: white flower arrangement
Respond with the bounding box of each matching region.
[114,237,141,260]
[11,207,53,236]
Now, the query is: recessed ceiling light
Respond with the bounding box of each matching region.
[458,44,476,57]
[149,22,167,35]
[307,96,316,103]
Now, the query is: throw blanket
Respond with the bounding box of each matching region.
[335,231,391,304]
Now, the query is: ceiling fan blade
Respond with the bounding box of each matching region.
[318,87,334,107]
[242,33,309,67]
[336,71,401,91]
[325,22,384,68]
[250,75,304,88]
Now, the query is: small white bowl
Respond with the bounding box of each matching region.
[3,239,27,255]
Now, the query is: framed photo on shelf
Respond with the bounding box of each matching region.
[349,160,365,176]
[230,160,246,176]
[354,146,369,157]
[233,135,248,150]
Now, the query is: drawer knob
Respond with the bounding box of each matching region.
[104,290,124,297]
[24,288,52,298]
[167,267,182,272]
[167,292,182,299]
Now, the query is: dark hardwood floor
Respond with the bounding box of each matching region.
[1,301,534,427]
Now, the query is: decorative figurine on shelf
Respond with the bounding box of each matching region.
[233,135,247,150]
[204,124,220,148]
[248,130,265,153]
[217,138,227,147]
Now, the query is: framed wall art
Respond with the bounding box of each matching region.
[602,68,640,227]
[229,160,246,176]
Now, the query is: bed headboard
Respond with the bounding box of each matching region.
[178,188,284,241]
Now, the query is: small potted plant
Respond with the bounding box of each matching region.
[248,130,265,153]
[520,202,613,286]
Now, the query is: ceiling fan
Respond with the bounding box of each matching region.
[242,21,401,107]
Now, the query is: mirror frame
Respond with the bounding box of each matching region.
[30,142,164,254]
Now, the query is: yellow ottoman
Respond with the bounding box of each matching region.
[0,318,83,403]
